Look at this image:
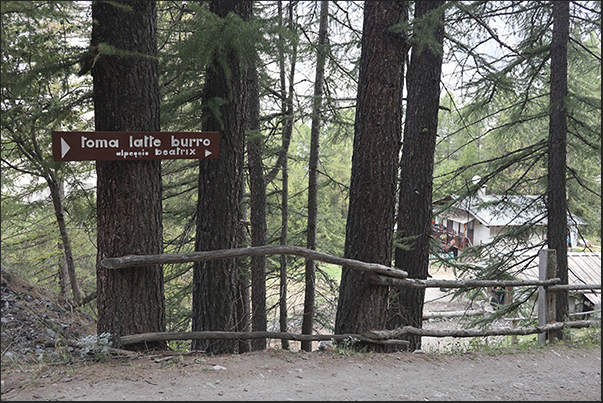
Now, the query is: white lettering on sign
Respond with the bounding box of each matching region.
[155,148,197,157]
[129,135,161,148]
[171,136,211,147]
[81,136,119,148]
[116,150,150,158]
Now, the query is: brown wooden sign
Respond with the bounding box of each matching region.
[52,131,219,161]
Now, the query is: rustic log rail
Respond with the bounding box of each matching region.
[101,247,599,350]
[118,320,599,347]
[547,284,602,291]
[367,274,562,289]
[120,330,409,347]
[100,245,408,279]
[423,307,486,320]
[362,319,598,340]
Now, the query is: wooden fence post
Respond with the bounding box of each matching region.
[538,249,557,345]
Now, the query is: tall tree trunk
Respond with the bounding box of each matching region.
[334,1,408,351]
[57,241,68,299]
[264,2,297,185]
[237,176,251,353]
[387,0,445,352]
[301,0,329,352]
[48,175,82,304]
[277,0,298,351]
[279,155,290,351]
[92,0,165,350]
[192,0,251,355]
[247,39,267,351]
[548,0,570,340]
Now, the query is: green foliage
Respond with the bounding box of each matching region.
[571,322,601,346]
[427,324,601,356]
[1,1,96,305]
[159,1,265,131]
[441,1,601,241]
[334,335,361,355]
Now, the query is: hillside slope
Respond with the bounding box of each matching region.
[1,267,96,360]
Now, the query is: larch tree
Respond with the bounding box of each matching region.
[192,0,252,355]
[387,0,446,352]
[547,0,570,339]
[334,1,408,349]
[247,7,267,352]
[301,0,329,353]
[275,0,298,351]
[92,0,166,350]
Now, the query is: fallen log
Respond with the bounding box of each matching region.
[100,245,408,279]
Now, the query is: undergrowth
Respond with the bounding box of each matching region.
[425,322,601,356]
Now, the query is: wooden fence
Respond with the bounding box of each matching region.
[100,247,601,349]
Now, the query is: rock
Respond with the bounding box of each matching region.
[413,349,425,354]
[319,341,334,351]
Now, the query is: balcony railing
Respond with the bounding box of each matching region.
[432,225,472,252]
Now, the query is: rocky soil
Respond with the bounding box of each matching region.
[1,267,96,360]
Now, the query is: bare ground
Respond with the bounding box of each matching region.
[1,344,601,401]
[1,266,601,401]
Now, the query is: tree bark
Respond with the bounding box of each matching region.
[301,0,329,352]
[335,1,408,351]
[192,0,252,355]
[92,0,165,350]
[548,0,570,340]
[387,0,445,352]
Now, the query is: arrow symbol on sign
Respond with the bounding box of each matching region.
[61,138,70,158]
[205,149,212,157]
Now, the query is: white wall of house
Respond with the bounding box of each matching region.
[455,220,546,251]
[569,226,580,247]
[473,221,490,246]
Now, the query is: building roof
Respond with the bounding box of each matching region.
[519,252,601,305]
[466,194,545,227]
[435,193,587,228]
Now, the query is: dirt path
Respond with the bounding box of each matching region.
[1,344,600,401]
[2,264,600,401]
